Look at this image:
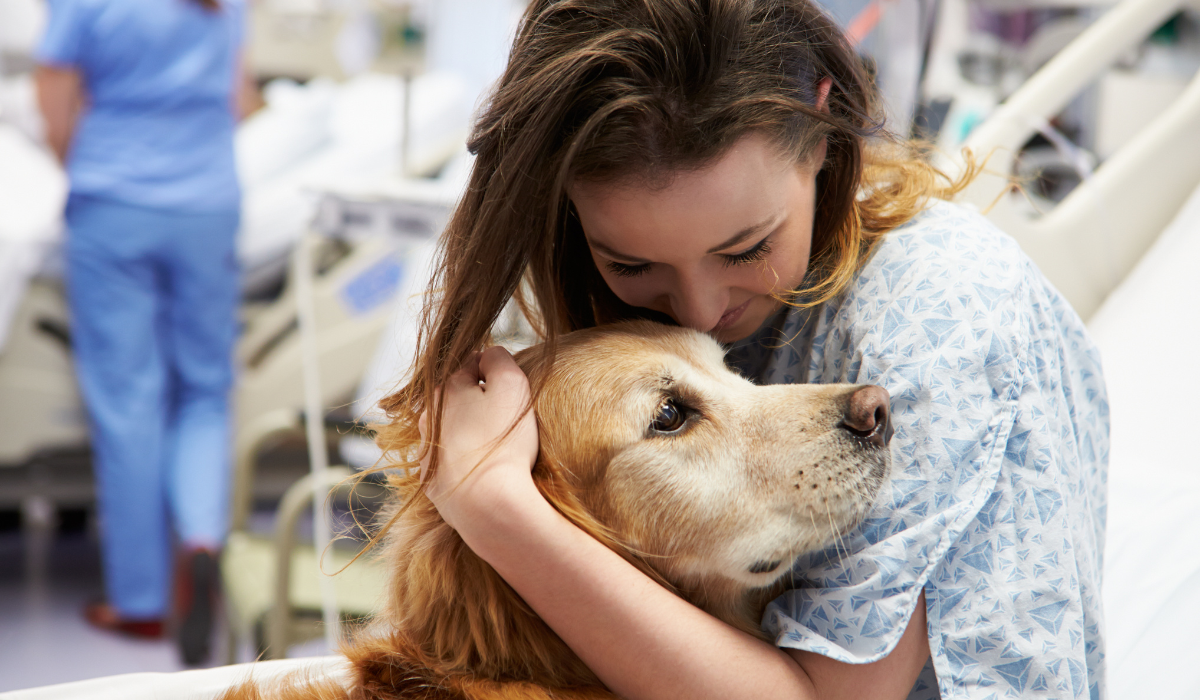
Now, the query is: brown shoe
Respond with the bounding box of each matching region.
[84,602,165,639]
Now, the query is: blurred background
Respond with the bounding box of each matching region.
[0,0,1197,696]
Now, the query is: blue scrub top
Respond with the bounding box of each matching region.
[37,0,245,212]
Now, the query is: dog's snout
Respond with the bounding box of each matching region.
[840,385,891,448]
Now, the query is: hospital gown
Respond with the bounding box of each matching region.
[727,200,1109,700]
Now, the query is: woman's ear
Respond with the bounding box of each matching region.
[811,137,829,173]
[815,77,833,112]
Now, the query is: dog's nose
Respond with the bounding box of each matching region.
[841,385,891,448]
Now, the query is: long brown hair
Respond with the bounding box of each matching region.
[377,0,970,482]
[194,0,220,10]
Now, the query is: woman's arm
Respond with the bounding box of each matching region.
[233,53,263,120]
[425,348,931,700]
[34,64,84,164]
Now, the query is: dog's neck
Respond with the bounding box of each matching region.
[365,476,768,688]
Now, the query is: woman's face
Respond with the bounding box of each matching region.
[571,132,824,344]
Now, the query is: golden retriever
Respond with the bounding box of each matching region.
[223,320,891,700]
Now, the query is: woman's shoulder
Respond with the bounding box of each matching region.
[869,199,1026,289]
[890,198,1013,242]
[843,199,1040,330]
[809,199,1066,375]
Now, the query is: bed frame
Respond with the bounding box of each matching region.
[950,0,1200,321]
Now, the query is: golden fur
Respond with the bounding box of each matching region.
[222,321,890,700]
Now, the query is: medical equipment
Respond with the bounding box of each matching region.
[222,165,466,662]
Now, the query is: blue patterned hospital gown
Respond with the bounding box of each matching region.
[726,200,1109,700]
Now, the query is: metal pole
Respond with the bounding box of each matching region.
[401,69,413,177]
[292,232,343,649]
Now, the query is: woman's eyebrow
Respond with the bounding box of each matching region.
[587,238,650,264]
[587,214,784,264]
[700,216,787,256]
[705,215,784,254]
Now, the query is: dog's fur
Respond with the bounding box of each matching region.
[222,321,889,700]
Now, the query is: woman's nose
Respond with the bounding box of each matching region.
[668,285,727,332]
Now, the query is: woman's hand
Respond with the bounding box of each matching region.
[418,346,541,533]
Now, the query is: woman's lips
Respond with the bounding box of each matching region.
[713,298,752,332]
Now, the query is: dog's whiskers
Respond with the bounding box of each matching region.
[825,501,849,564]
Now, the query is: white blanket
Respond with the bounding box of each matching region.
[0,656,349,700]
[237,71,469,295]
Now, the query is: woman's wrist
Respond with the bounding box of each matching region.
[434,459,549,551]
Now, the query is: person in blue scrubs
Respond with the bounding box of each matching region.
[34,0,246,665]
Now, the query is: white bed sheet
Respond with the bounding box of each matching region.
[0,656,349,700]
[1088,182,1200,700]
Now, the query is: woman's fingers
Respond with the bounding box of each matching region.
[476,345,517,378]
[420,346,531,467]
[447,350,484,392]
[477,346,531,402]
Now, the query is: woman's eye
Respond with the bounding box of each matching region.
[606,260,651,278]
[651,400,686,433]
[722,238,772,268]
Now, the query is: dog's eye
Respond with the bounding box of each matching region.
[651,400,686,433]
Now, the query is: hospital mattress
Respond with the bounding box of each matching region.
[1088,181,1200,700]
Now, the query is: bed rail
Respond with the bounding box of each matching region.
[951,0,1200,321]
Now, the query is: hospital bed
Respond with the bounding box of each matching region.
[0,123,76,470]
[5,0,1200,694]
[220,173,462,664]
[949,0,1200,322]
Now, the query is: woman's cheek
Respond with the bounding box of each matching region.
[605,274,660,308]
[761,244,809,294]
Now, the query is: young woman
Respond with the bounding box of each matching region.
[35,0,246,665]
[387,1,1109,699]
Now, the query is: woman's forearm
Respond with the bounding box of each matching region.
[34,65,83,164]
[456,472,817,700]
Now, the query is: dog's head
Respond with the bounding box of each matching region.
[517,320,890,600]
[367,320,890,686]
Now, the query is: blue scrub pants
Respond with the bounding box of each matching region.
[65,195,239,619]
